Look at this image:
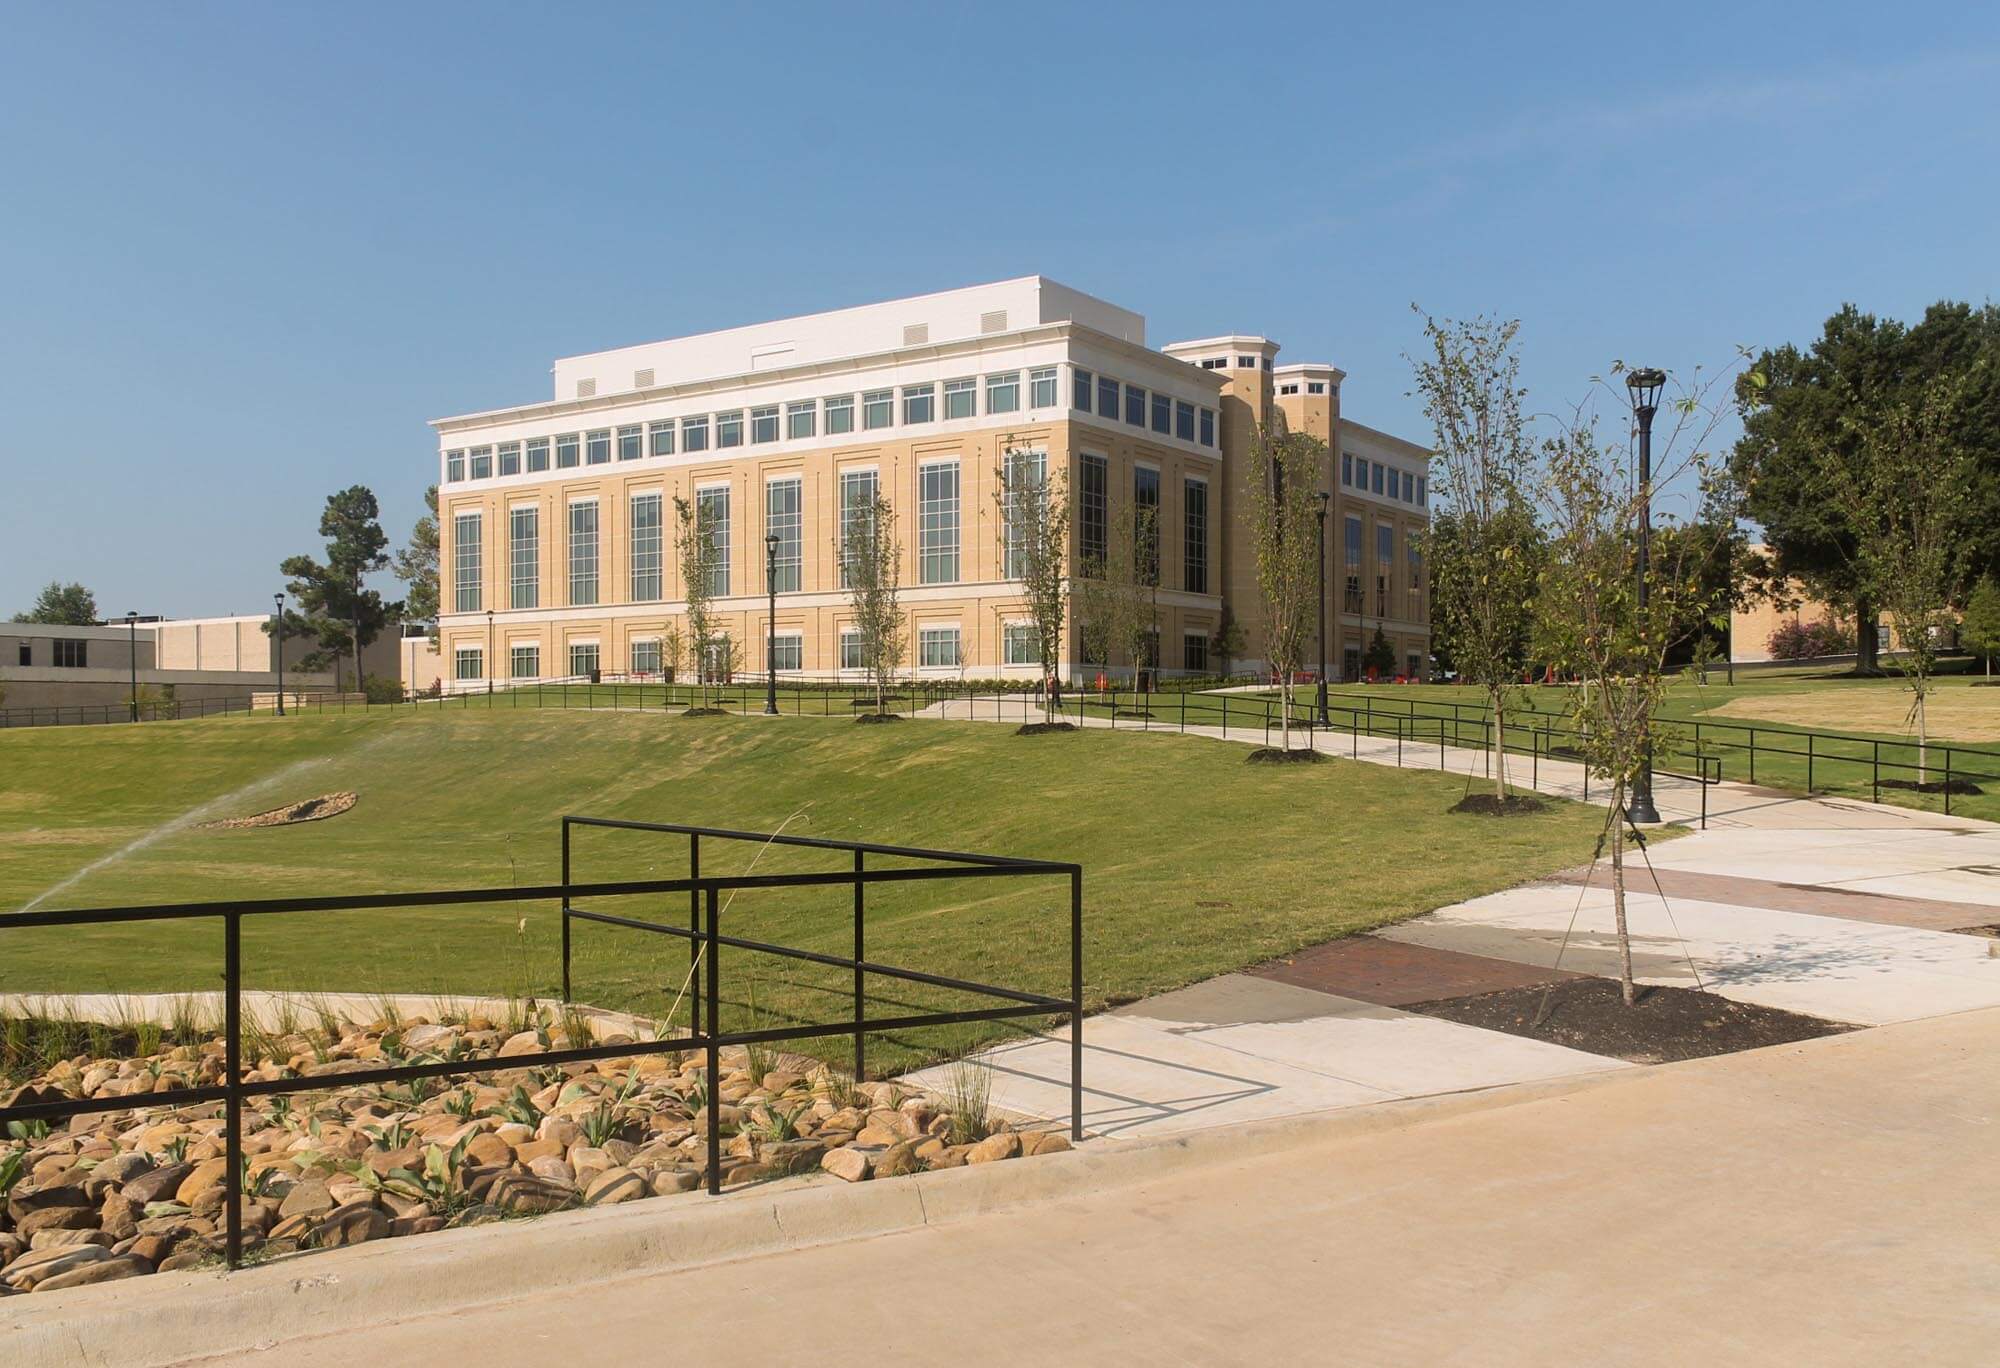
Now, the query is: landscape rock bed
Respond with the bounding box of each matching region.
[0,1011,1064,1294]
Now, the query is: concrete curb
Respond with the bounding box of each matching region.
[4,1071,1624,1367]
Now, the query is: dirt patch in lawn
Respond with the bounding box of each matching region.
[1708,689,2000,743]
[200,792,357,830]
[1406,976,1851,1064]
[1450,793,1548,816]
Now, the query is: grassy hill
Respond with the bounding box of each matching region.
[0,709,1610,1068]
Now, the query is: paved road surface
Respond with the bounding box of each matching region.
[197,1004,2000,1368]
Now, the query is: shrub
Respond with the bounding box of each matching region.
[1767,617,1856,661]
[362,673,406,704]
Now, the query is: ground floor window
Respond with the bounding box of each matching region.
[919,626,962,668]
[1342,646,1361,682]
[769,633,802,672]
[631,639,661,675]
[1183,633,1209,673]
[569,643,599,678]
[840,629,864,671]
[454,647,482,681]
[510,645,539,679]
[1002,622,1038,665]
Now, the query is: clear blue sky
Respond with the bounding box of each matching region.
[3,2,1996,618]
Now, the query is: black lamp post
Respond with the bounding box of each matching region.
[485,608,495,695]
[125,611,139,723]
[1626,367,1666,825]
[764,532,781,715]
[1314,490,1330,725]
[273,593,286,717]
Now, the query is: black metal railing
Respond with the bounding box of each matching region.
[0,820,1082,1270]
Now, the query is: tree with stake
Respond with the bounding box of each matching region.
[843,493,905,719]
[1247,424,1326,754]
[1409,313,1542,799]
[1116,504,1161,694]
[673,494,725,714]
[1964,575,2000,678]
[1535,372,1737,1007]
[994,443,1070,722]
[1820,369,1980,782]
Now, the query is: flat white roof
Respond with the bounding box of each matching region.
[549,276,1145,400]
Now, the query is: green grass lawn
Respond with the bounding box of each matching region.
[1212,667,2000,823]
[0,708,1612,1069]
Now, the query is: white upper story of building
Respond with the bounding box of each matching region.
[430,277,1229,492]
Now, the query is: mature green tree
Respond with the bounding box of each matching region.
[1363,625,1397,680]
[13,581,99,625]
[274,486,393,691]
[1409,312,1541,797]
[1820,369,1980,779]
[1962,575,2000,677]
[394,485,440,645]
[1733,302,2000,671]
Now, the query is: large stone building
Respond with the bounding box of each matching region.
[429,278,1430,689]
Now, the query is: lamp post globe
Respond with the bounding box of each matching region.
[1625,368,1667,825]
[764,532,781,715]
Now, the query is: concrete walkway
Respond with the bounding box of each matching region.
[198,1005,2000,1368]
[910,692,2000,1138]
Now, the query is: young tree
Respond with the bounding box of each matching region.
[394,485,440,645]
[1821,370,1979,779]
[1964,575,2000,678]
[843,493,905,717]
[994,444,1070,719]
[673,494,724,711]
[1409,313,1541,797]
[1247,425,1326,752]
[1536,373,1736,1007]
[1363,625,1397,680]
[275,486,392,690]
[1209,604,1247,677]
[1072,513,1150,690]
[1115,505,1161,692]
[12,581,99,625]
[660,621,686,684]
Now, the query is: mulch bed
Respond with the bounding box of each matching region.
[1016,722,1078,735]
[854,713,904,725]
[681,707,729,718]
[1952,923,2000,938]
[1406,976,1851,1064]
[1879,778,1984,796]
[1450,793,1548,816]
[1246,747,1326,765]
[1113,709,1156,720]
[200,793,356,830]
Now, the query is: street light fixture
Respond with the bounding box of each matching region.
[485,608,495,696]
[1314,490,1331,726]
[1626,367,1667,825]
[273,593,286,717]
[125,611,139,723]
[764,532,781,715]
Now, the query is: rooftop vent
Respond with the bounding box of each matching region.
[902,323,930,347]
[633,368,655,389]
[979,309,1008,335]
[575,378,596,398]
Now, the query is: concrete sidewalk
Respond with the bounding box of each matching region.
[914,691,2000,1140]
[199,1005,2000,1368]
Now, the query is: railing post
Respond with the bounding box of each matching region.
[1945,749,1953,816]
[688,834,702,1038]
[1070,867,1084,1144]
[561,819,573,1003]
[853,849,866,1085]
[704,884,721,1196]
[224,911,243,1270]
[1532,727,1539,791]
[1872,741,1880,805]
[1807,732,1814,793]
[1749,727,1757,785]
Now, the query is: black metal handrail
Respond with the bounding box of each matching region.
[0,820,1084,1271]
